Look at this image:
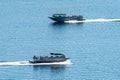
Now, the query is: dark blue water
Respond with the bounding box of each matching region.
[0,0,120,80]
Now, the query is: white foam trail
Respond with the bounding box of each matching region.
[65,18,120,23]
[0,60,72,66]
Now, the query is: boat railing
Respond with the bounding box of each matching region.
[33,55,66,61]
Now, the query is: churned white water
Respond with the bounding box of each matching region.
[0,60,72,66]
[65,18,120,23]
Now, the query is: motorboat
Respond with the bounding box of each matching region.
[29,53,70,63]
[49,14,85,22]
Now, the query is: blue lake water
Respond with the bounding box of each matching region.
[0,0,120,80]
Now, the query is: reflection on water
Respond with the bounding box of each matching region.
[50,22,84,27]
[49,22,84,33]
[33,65,66,72]
[32,65,67,80]
[33,65,67,74]
[50,22,69,28]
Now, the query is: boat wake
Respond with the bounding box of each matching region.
[65,18,120,23]
[0,60,72,66]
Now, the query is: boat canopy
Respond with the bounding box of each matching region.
[53,14,66,17]
[50,53,65,56]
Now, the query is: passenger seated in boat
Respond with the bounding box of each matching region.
[33,56,38,60]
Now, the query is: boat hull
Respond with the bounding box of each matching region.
[29,58,69,64]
